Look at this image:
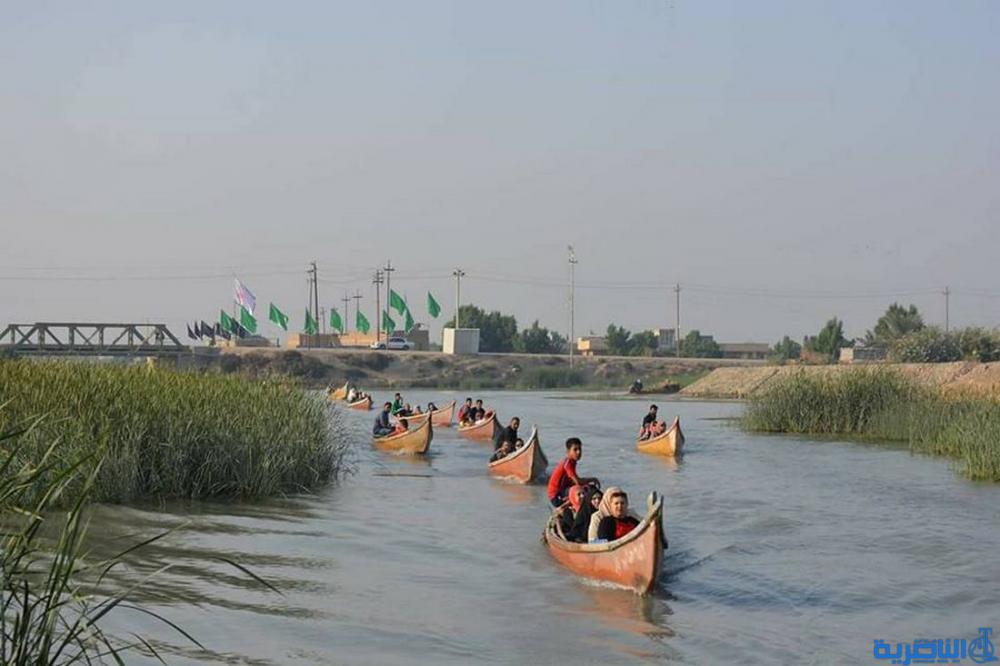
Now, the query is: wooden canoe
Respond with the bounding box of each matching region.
[399,401,456,428]
[543,493,666,595]
[373,417,433,455]
[636,417,684,456]
[457,411,499,442]
[347,395,373,411]
[328,382,349,401]
[488,426,548,484]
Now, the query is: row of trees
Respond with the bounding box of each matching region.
[770,303,1000,363]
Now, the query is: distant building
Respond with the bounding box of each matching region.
[218,335,273,348]
[718,342,770,360]
[656,328,676,352]
[444,328,479,354]
[576,336,607,357]
[839,345,887,364]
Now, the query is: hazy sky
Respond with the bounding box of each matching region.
[2,1,998,345]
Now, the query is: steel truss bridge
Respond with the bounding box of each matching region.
[0,323,189,357]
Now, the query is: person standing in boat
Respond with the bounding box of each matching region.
[640,404,658,440]
[391,393,404,415]
[496,416,520,451]
[373,402,394,437]
[547,437,600,508]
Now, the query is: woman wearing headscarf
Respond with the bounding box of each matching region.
[595,489,640,542]
[567,486,602,543]
[556,485,587,537]
[588,486,640,542]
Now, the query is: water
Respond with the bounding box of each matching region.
[90,391,1000,664]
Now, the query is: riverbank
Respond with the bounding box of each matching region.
[742,367,1000,481]
[210,348,758,391]
[0,359,348,504]
[682,361,1000,399]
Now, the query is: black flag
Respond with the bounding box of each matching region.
[215,323,231,341]
[187,323,197,340]
[200,321,214,339]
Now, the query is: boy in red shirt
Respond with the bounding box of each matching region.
[547,437,600,508]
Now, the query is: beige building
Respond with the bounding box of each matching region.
[576,336,607,356]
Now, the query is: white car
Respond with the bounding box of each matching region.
[369,337,415,351]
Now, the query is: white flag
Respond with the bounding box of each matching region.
[234,278,256,314]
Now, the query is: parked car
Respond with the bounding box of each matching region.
[370,336,415,351]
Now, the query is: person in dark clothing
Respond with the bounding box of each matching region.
[496,417,520,451]
[640,404,659,440]
[373,402,394,437]
[474,399,486,420]
[596,490,640,541]
[490,440,514,462]
[567,486,603,543]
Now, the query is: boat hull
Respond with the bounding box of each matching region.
[543,495,665,595]
[328,383,349,401]
[373,418,433,455]
[348,396,373,411]
[403,401,455,428]
[458,412,499,442]
[488,427,548,484]
[636,418,684,456]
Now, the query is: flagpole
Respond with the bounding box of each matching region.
[383,260,395,337]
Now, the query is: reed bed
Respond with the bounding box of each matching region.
[743,368,1000,481]
[0,359,348,504]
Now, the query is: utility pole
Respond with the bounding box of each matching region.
[568,246,577,366]
[319,306,326,335]
[944,286,951,333]
[372,270,384,344]
[309,261,320,334]
[674,283,681,358]
[341,293,351,334]
[452,268,465,328]
[383,260,396,336]
[352,291,364,335]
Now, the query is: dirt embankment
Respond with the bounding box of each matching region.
[203,348,761,390]
[682,362,1000,399]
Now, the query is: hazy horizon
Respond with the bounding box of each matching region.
[2,1,998,346]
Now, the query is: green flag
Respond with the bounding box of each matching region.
[382,310,396,334]
[389,289,407,316]
[268,303,289,331]
[356,310,371,334]
[239,305,257,334]
[404,306,415,333]
[329,308,344,334]
[427,291,441,318]
[304,309,318,335]
[219,309,237,333]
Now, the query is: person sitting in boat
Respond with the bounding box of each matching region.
[396,402,414,417]
[595,489,640,542]
[346,386,359,402]
[639,404,658,440]
[413,405,424,415]
[427,401,437,412]
[547,437,600,508]
[373,402,394,437]
[391,393,404,415]
[556,485,587,537]
[392,417,409,436]
[490,440,514,463]
[567,486,603,543]
[496,416,520,451]
[458,398,474,424]
[473,399,486,421]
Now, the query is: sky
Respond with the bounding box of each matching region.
[2,1,999,345]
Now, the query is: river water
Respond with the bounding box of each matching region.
[91,391,1000,664]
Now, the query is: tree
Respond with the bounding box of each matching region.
[516,320,566,354]
[807,318,847,357]
[889,327,960,363]
[605,324,633,356]
[771,336,802,361]
[445,304,518,352]
[866,303,924,344]
[679,330,722,358]
[630,331,659,357]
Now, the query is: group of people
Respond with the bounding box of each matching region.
[346,385,372,403]
[489,416,524,462]
[389,392,437,418]
[457,398,489,425]
[371,392,441,438]
[638,404,669,440]
[548,437,644,544]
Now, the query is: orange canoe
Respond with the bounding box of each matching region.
[401,401,456,428]
[488,426,548,484]
[373,418,433,455]
[458,411,499,442]
[328,382,349,401]
[347,395,373,411]
[542,493,666,596]
[636,418,684,456]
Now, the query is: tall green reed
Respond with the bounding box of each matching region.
[742,368,1000,481]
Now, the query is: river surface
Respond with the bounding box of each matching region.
[91,391,1000,664]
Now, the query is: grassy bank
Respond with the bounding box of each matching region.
[742,368,1000,481]
[0,360,348,504]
